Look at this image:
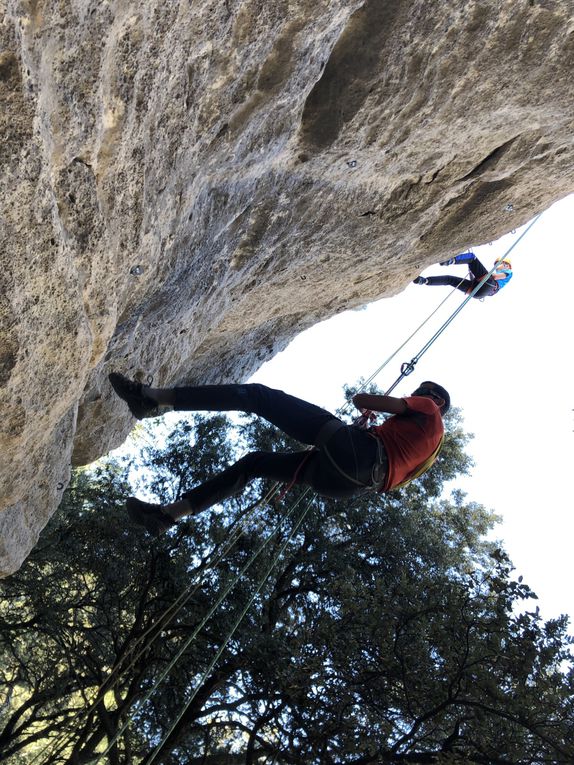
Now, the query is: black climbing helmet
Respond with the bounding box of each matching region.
[416,381,450,414]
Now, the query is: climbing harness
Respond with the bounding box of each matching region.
[275,449,314,501]
[315,419,388,490]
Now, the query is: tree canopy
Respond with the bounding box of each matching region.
[1,403,572,765]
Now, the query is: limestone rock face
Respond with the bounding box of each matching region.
[1,0,573,575]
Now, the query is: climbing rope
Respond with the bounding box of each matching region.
[45,213,543,765]
[383,213,543,395]
[145,491,316,765]
[336,282,462,417]
[33,483,283,765]
[88,486,314,763]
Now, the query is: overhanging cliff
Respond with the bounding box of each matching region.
[1,0,573,575]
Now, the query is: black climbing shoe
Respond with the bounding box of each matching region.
[439,258,455,266]
[126,497,177,536]
[109,372,158,419]
[413,276,428,285]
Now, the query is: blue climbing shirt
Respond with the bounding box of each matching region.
[493,264,513,289]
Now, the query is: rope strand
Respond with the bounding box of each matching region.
[89,487,313,762]
[384,213,542,394]
[145,491,316,765]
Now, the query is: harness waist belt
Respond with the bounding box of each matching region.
[315,420,388,490]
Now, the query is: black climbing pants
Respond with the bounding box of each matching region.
[426,257,498,298]
[173,383,385,513]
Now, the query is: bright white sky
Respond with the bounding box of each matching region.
[250,194,574,626]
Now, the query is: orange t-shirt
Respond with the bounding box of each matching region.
[370,396,444,491]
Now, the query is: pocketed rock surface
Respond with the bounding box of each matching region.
[1,0,573,575]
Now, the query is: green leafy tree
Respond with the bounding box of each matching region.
[0,404,572,765]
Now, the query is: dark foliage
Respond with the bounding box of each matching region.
[1,406,572,765]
